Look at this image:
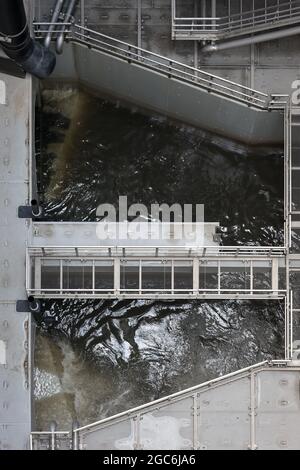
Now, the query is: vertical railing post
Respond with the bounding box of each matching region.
[137,0,142,51]
[50,423,56,451]
[59,259,63,295]
[34,257,42,296]
[80,0,85,28]
[193,258,199,295]
[73,429,79,450]
[265,0,267,24]
[171,259,174,294]
[139,259,142,295]
[92,260,95,295]
[211,0,216,30]
[133,414,141,450]
[171,0,175,39]
[250,260,254,295]
[271,258,279,293]
[249,372,257,450]
[201,0,207,34]
[192,393,199,450]
[114,258,120,296]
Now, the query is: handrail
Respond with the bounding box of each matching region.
[27,245,286,257]
[175,3,300,27]
[27,288,286,293]
[33,22,277,110]
[173,0,300,38]
[33,22,289,109]
[73,360,290,434]
[73,25,268,97]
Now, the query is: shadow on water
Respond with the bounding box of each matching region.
[34,84,285,430]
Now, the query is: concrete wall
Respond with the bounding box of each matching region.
[50,42,283,145]
[0,72,33,449]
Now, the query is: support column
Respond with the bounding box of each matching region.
[194,0,199,69]
[211,0,216,26]
[34,258,42,294]
[137,0,142,50]
[250,43,255,89]
[272,258,279,291]
[201,0,206,31]
[193,258,199,294]
[114,258,120,295]
[80,0,85,28]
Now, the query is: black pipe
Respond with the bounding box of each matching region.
[0,0,56,78]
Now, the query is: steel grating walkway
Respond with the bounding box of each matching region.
[172,0,300,42]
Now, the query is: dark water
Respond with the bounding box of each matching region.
[34,85,285,430]
[36,86,284,245]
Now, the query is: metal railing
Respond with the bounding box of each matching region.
[33,21,284,110]
[27,245,286,258]
[172,0,300,40]
[26,246,285,300]
[30,431,71,450]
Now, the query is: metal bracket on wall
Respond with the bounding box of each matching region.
[18,202,43,219]
[18,206,34,218]
[16,300,31,312]
[16,299,41,313]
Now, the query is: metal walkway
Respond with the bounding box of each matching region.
[172,0,300,42]
[26,221,286,300]
[27,244,286,300]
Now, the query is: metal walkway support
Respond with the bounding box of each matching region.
[172,0,300,43]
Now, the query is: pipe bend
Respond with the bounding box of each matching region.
[0,0,56,78]
[56,33,65,54]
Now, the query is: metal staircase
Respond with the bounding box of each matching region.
[33,22,285,110]
[30,360,300,450]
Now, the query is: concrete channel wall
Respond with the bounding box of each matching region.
[0,71,33,450]
[50,42,284,145]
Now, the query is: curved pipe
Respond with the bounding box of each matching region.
[56,0,78,54]
[44,0,65,49]
[0,0,56,78]
[202,24,300,52]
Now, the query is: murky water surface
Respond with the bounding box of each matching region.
[34,85,285,430]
